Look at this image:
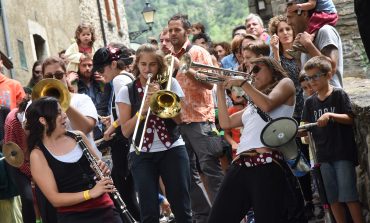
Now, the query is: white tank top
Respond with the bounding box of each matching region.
[237,103,294,155]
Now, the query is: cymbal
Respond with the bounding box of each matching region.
[2,142,24,168]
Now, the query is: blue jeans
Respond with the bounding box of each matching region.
[128,145,192,223]
[320,160,359,204]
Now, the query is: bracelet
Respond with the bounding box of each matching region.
[239,79,249,87]
[83,190,91,201]
[112,120,119,128]
[136,112,146,121]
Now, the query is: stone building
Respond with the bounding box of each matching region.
[0,0,129,85]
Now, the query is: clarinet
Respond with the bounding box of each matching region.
[67,132,138,223]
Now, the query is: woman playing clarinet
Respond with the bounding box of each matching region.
[26,97,122,223]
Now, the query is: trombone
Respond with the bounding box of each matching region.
[131,73,153,154]
[131,55,181,154]
[150,55,181,118]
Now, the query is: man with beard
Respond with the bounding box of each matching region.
[168,13,224,223]
[75,54,111,139]
[286,1,343,88]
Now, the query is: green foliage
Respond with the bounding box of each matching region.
[124,0,249,44]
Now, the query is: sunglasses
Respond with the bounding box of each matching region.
[34,70,42,74]
[250,65,261,74]
[44,71,65,80]
[304,72,326,82]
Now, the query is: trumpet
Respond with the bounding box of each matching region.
[32,78,71,111]
[180,53,251,78]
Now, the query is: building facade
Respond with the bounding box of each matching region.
[0,0,129,85]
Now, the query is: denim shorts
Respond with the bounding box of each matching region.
[320,160,359,204]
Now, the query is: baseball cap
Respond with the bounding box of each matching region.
[92,46,133,73]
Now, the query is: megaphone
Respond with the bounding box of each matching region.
[260,117,310,177]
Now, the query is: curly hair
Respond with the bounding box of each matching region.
[214,42,231,56]
[131,44,167,79]
[268,15,295,54]
[25,97,60,151]
[74,23,96,47]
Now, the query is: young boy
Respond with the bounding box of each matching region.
[301,55,363,223]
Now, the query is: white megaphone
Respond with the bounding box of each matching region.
[260,117,311,176]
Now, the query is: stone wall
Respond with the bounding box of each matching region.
[79,0,130,48]
[270,0,369,79]
[344,78,370,221]
[0,0,130,85]
[0,0,81,84]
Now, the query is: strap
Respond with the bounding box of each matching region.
[185,44,193,53]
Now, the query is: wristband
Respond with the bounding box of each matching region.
[136,112,146,121]
[83,190,91,201]
[112,120,119,128]
[239,79,249,87]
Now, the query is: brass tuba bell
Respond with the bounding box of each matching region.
[31,78,71,111]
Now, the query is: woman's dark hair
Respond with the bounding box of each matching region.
[242,40,270,57]
[132,44,166,79]
[232,25,246,38]
[192,22,206,33]
[25,97,60,151]
[192,33,210,44]
[250,57,288,94]
[28,60,43,87]
[107,42,134,70]
[213,42,231,56]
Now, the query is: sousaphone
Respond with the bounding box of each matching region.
[32,78,71,111]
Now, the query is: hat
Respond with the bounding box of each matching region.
[92,47,133,73]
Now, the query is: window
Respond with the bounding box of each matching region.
[33,34,47,61]
[17,40,28,70]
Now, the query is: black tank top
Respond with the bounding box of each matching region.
[38,141,96,193]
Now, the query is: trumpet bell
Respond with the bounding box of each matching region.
[150,90,181,119]
[32,78,71,111]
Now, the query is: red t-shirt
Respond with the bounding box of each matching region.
[227,106,244,143]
